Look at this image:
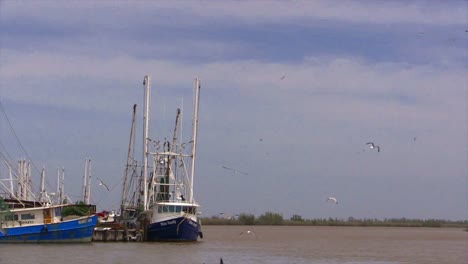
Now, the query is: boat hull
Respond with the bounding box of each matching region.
[146,216,201,242]
[0,215,97,243]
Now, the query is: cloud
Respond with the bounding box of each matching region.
[3,1,465,26]
[0,1,466,219]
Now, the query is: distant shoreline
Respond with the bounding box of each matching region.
[200,214,468,229]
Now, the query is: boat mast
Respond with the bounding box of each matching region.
[142,75,150,211]
[40,168,45,203]
[57,167,60,204]
[121,104,137,214]
[82,159,88,202]
[189,78,201,203]
[8,165,14,196]
[82,158,92,204]
[60,167,65,205]
[87,159,92,204]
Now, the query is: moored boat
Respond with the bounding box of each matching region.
[134,75,203,241]
[0,198,97,243]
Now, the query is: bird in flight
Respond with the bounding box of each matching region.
[366,142,381,152]
[222,166,248,175]
[97,178,110,191]
[239,230,257,237]
[326,197,338,204]
[126,233,141,241]
[280,75,286,80]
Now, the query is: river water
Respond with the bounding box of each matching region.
[0,226,466,264]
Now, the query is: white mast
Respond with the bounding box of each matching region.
[82,158,92,204]
[86,159,92,204]
[8,165,14,196]
[26,161,31,200]
[57,167,65,204]
[40,167,46,203]
[61,168,65,204]
[189,78,201,203]
[142,75,151,211]
[82,159,88,202]
[17,160,23,199]
[57,167,60,204]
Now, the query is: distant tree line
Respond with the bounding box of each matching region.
[201,212,468,228]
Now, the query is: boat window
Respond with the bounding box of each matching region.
[169,206,175,212]
[54,207,62,217]
[21,213,35,220]
[175,206,181,212]
[4,214,18,221]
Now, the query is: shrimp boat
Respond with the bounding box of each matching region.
[0,157,97,243]
[135,75,202,241]
[0,198,97,243]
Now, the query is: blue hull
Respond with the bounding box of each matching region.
[146,216,202,241]
[0,215,97,243]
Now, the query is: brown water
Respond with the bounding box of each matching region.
[0,226,466,264]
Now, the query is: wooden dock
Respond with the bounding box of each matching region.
[92,228,143,242]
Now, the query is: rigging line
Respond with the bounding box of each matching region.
[0,99,42,177]
[0,141,15,166]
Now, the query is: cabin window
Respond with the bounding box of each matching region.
[21,213,35,220]
[158,205,187,213]
[54,207,62,217]
[4,214,18,221]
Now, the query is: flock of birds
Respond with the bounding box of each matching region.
[221,140,386,207]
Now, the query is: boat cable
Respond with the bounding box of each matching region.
[0,99,55,195]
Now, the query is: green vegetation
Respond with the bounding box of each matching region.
[257,211,284,225]
[201,212,468,228]
[62,201,93,217]
[0,197,12,221]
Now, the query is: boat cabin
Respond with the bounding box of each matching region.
[1,206,63,228]
[156,204,197,215]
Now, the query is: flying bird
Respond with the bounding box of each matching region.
[239,230,257,237]
[280,75,286,80]
[97,178,110,191]
[126,233,141,241]
[366,142,381,152]
[222,166,248,175]
[326,197,338,204]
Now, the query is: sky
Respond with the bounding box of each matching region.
[0,1,467,220]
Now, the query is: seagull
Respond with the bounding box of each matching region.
[239,230,257,237]
[126,233,141,241]
[280,75,286,80]
[97,178,110,191]
[366,142,381,152]
[326,197,338,204]
[222,166,248,175]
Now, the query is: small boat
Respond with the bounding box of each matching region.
[133,76,202,241]
[0,198,97,243]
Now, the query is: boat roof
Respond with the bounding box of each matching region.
[155,201,200,207]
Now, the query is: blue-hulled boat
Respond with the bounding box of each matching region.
[136,76,202,241]
[0,200,97,243]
